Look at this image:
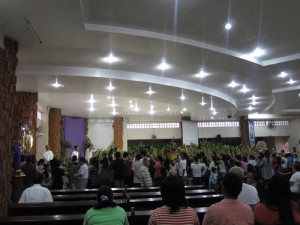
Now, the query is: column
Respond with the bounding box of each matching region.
[48,108,61,156]
[240,115,250,146]
[114,117,123,150]
[0,37,18,216]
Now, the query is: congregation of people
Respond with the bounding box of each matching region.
[18,144,300,225]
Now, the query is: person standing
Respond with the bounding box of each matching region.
[178,152,188,185]
[69,155,80,189]
[140,158,152,188]
[85,144,93,163]
[72,145,80,158]
[123,152,133,187]
[75,157,89,189]
[43,145,54,163]
[132,154,142,187]
[191,156,202,185]
[111,152,125,188]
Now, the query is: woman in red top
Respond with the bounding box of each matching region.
[254,174,300,225]
[154,155,164,186]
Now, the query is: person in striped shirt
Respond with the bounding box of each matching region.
[148,176,200,225]
[140,157,153,188]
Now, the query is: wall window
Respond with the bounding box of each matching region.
[254,120,289,127]
[127,122,180,129]
[198,121,240,128]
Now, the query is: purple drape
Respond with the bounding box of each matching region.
[63,117,85,157]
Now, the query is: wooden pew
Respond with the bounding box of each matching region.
[50,185,205,195]
[8,194,222,216]
[52,189,216,201]
[1,207,209,225]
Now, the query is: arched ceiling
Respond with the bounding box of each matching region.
[0,0,300,119]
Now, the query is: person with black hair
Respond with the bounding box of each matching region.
[75,157,89,189]
[111,152,125,188]
[21,155,36,187]
[83,185,129,225]
[258,150,273,181]
[254,174,300,225]
[123,152,133,187]
[71,145,80,158]
[203,173,254,225]
[132,153,142,187]
[19,173,53,203]
[148,176,200,225]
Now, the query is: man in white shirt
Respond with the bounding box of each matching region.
[85,144,93,163]
[72,146,80,158]
[229,166,260,206]
[19,173,53,203]
[75,157,89,189]
[178,153,188,184]
[132,154,142,187]
[43,145,54,163]
[191,156,204,185]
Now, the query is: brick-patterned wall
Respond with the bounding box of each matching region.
[48,108,62,156]
[0,38,18,217]
[114,117,123,150]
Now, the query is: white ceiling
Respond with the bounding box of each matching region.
[0,0,300,119]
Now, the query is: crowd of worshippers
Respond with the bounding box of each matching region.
[18,145,300,224]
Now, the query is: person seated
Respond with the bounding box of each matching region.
[19,173,53,203]
[254,174,300,225]
[229,166,260,205]
[83,185,129,225]
[203,173,254,225]
[148,176,200,225]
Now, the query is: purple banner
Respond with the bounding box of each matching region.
[63,117,85,157]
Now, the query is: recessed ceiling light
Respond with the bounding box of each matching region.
[287,79,296,85]
[195,70,209,78]
[51,78,64,88]
[240,85,250,93]
[180,111,183,114]
[87,94,96,104]
[251,47,265,57]
[225,23,232,30]
[149,104,155,115]
[109,99,117,108]
[133,102,139,112]
[88,105,95,112]
[102,52,120,64]
[146,86,155,95]
[180,90,186,101]
[156,58,171,71]
[247,106,254,111]
[107,96,111,99]
[129,100,132,104]
[228,81,239,88]
[251,100,257,106]
[212,109,217,115]
[112,108,117,116]
[210,97,214,111]
[183,108,187,112]
[106,80,115,91]
[278,71,288,78]
[249,95,258,101]
[129,104,134,109]
[199,96,207,106]
[167,105,171,111]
